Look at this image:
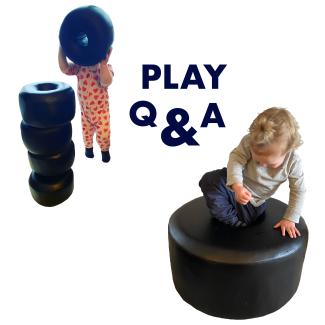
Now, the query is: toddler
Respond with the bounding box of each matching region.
[199,108,305,239]
[58,46,114,162]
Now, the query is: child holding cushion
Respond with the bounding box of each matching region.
[58,46,113,163]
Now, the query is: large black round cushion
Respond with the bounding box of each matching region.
[19,82,75,128]
[28,141,75,176]
[29,169,74,207]
[59,5,114,66]
[20,121,72,156]
[168,197,308,319]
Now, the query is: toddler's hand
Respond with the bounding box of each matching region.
[232,183,252,205]
[274,219,301,239]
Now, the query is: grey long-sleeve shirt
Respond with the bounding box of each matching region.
[226,134,306,223]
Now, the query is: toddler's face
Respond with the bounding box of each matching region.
[251,142,287,169]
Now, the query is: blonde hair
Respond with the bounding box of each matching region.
[249,107,302,152]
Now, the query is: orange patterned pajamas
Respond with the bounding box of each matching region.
[63,64,112,152]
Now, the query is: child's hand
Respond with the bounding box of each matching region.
[274,219,301,238]
[232,183,252,205]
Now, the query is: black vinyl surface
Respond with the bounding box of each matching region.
[28,141,75,176]
[21,121,72,156]
[19,82,75,128]
[19,81,75,206]
[59,5,114,66]
[168,197,308,319]
[29,169,74,207]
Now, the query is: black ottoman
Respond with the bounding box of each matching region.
[168,197,308,319]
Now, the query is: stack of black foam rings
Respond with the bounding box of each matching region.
[19,82,76,206]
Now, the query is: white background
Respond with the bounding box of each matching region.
[0,0,323,324]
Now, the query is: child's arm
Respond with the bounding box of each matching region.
[99,63,114,87]
[227,135,252,204]
[274,154,306,238]
[58,46,79,75]
[231,183,252,205]
[99,48,114,87]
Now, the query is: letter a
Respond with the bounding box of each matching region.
[201,103,225,127]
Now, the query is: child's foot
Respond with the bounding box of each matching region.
[101,150,110,163]
[85,147,94,158]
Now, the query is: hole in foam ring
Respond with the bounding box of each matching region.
[76,32,89,47]
[36,83,58,91]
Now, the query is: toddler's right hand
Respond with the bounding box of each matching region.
[232,183,252,205]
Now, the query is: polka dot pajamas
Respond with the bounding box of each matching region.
[63,64,113,152]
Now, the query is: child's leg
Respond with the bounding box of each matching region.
[236,201,266,225]
[95,108,110,152]
[199,168,246,227]
[199,168,266,227]
[81,111,95,151]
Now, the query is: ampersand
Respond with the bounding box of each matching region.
[161,108,199,146]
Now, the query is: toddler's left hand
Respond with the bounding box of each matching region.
[274,219,301,239]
